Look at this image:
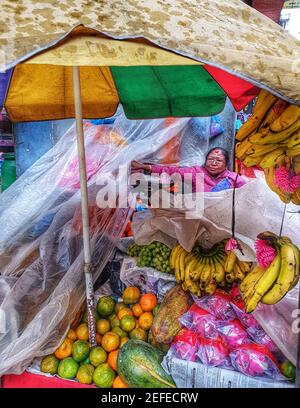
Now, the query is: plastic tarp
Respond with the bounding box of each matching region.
[1,109,300,375]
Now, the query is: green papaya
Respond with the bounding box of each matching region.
[117,339,176,388]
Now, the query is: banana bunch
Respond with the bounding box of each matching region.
[169,242,252,297]
[235,90,300,204]
[240,233,300,313]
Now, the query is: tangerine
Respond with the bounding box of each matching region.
[122,286,141,304]
[140,293,157,312]
[58,357,79,379]
[97,296,115,317]
[67,329,77,342]
[117,308,133,320]
[120,315,136,332]
[111,326,127,338]
[132,303,143,318]
[76,364,95,384]
[96,334,102,345]
[113,375,129,388]
[107,349,119,371]
[115,302,127,314]
[101,332,120,352]
[119,337,129,348]
[72,340,90,363]
[96,319,110,335]
[54,338,73,360]
[40,355,60,375]
[89,346,107,367]
[138,312,154,330]
[93,363,115,388]
[129,328,148,342]
[76,323,89,341]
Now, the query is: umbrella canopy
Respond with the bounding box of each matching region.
[1,0,299,104]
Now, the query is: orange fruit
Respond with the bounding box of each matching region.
[138,312,154,330]
[101,332,120,352]
[93,363,115,388]
[140,293,157,312]
[107,349,119,371]
[113,375,129,388]
[129,328,148,342]
[96,319,110,335]
[117,308,133,320]
[120,315,136,332]
[54,338,73,360]
[119,337,129,348]
[67,329,77,342]
[122,286,141,304]
[115,302,127,314]
[132,303,143,318]
[76,323,89,341]
[96,334,102,345]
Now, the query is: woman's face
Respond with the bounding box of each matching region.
[205,149,227,176]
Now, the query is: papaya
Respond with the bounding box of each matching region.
[151,285,192,344]
[117,339,176,388]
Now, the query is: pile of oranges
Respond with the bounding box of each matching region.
[40,287,159,388]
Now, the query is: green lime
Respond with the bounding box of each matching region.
[57,357,79,379]
[280,361,296,381]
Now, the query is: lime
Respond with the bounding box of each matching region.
[89,346,107,367]
[40,355,60,375]
[57,357,79,379]
[97,296,115,317]
[72,340,90,363]
[93,363,115,388]
[280,361,296,381]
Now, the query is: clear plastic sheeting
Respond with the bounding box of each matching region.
[0,110,208,376]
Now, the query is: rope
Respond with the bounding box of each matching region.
[279,203,287,238]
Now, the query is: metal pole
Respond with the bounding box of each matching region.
[72,66,97,347]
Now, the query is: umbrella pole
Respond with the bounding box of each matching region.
[72,66,97,347]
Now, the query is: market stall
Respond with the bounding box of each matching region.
[0,0,300,389]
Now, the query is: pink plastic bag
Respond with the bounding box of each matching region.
[216,319,250,349]
[246,326,279,354]
[171,328,200,362]
[194,290,236,321]
[197,336,230,367]
[179,304,218,339]
[230,343,284,380]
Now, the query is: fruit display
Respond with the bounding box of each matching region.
[235,89,300,204]
[170,241,252,297]
[117,339,176,388]
[151,284,192,344]
[40,287,159,388]
[127,241,172,274]
[240,231,300,313]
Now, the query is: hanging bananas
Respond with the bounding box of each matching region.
[170,241,252,297]
[236,90,300,204]
[240,233,300,312]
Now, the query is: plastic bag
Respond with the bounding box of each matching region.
[179,304,218,339]
[194,290,236,321]
[216,319,250,349]
[210,115,224,138]
[170,328,200,362]
[197,336,230,367]
[230,343,284,380]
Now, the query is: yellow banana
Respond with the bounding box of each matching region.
[190,257,205,281]
[270,105,300,132]
[237,259,252,275]
[225,272,236,283]
[184,252,195,267]
[204,280,217,295]
[253,89,272,114]
[214,260,226,285]
[200,258,213,285]
[233,262,245,281]
[259,99,288,129]
[174,247,185,281]
[293,156,300,175]
[287,145,300,157]
[251,117,300,145]
[224,251,237,273]
[287,243,300,290]
[264,167,291,203]
[235,139,252,160]
[261,243,299,305]
[185,258,199,282]
[236,93,277,141]
[243,155,264,167]
[286,129,300,149]
[246,143,280,158]
[291,192,300,205]
[260,147,286,169]
[239,265,265,293]
[245,253,281,313]
[169,244,181,269]
[179,249,189,280]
